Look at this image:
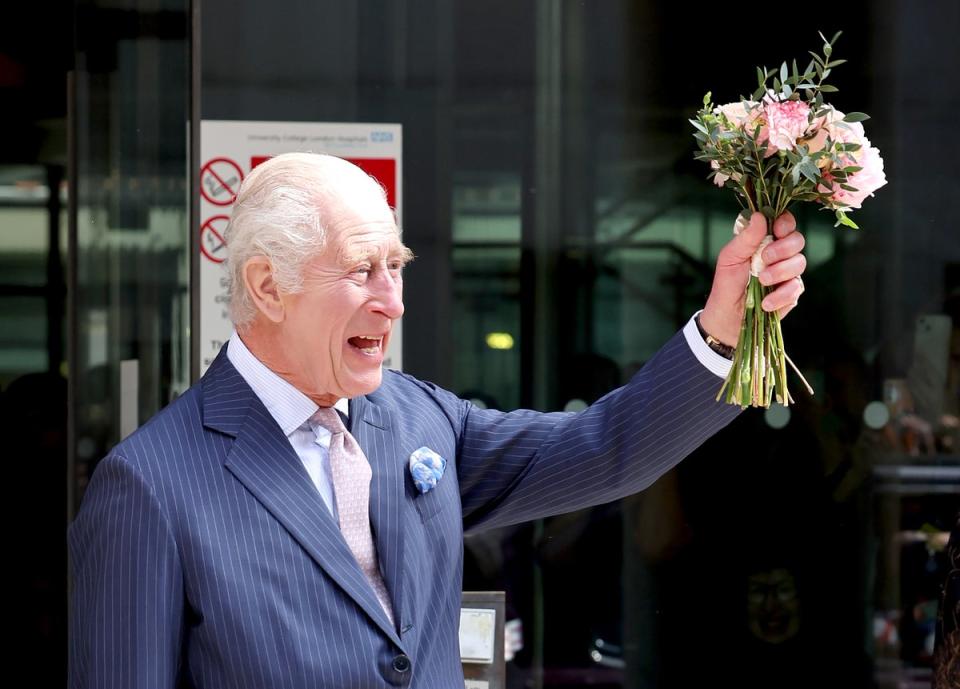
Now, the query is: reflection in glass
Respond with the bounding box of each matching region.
[196,1,960,687]
[71,0,191,501]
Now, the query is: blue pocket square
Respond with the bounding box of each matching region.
[409,447,446,494]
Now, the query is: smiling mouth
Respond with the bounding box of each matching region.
[347,336,383,355]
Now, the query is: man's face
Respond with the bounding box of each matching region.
[746,567,801,644]
[276,190,409,403]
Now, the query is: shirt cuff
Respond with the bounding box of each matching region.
[683,310,734,379]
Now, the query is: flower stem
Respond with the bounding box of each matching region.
[716,217,812,407]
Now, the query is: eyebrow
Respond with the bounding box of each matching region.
[339,242,414,266]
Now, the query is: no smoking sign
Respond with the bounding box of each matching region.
[200,157,244,206]
[200,215,230,263]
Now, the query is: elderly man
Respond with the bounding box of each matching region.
[69,152,807,688]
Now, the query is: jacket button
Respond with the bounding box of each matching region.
[392,654,411,673]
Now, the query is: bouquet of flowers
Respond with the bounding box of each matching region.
[691,32,886,408]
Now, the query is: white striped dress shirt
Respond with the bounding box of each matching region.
[227,332,349,517]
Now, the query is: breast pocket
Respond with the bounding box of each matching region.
[411,459,458,523]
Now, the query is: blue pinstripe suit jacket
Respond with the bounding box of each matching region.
[69,329,740,688]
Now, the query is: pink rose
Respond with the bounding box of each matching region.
[809,106,865,148]
[827,116,865,150]
[715,100,774,156]
[804,127,830,155]
[807,107,887,209]
[823,137,887,209]
[763,99,811,152]
[713,100,759,129]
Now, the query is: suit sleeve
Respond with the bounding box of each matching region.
[457,329,743,532]
[69,453,184,689]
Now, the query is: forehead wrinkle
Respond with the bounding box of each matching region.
[335,233,408,265]
[333,218,398,234]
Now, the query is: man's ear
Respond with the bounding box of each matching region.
[243,256,285,323]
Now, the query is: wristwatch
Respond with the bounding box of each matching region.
[695,314,735,360]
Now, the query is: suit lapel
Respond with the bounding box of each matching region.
[202,349,402,646]
[350,395,407,635]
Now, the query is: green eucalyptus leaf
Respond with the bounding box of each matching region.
[819,84,838,92]
[799,160,819,183]
[843,112,870,122]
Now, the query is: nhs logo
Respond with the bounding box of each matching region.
[371,131,394,143]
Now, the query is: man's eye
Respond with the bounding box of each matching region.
[353,265,371,276]
[388,261,404,272]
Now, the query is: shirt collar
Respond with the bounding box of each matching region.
[226,332,349,437]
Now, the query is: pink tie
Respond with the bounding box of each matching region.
[311,407,395,627]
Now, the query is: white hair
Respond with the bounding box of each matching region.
[223,152,390,329]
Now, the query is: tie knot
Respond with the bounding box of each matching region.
[310,406,346,435]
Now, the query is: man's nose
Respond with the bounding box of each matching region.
[371,271,404,320]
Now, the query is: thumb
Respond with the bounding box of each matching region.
[723,212,768,265]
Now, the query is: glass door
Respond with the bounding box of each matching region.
[69,0,193,510]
